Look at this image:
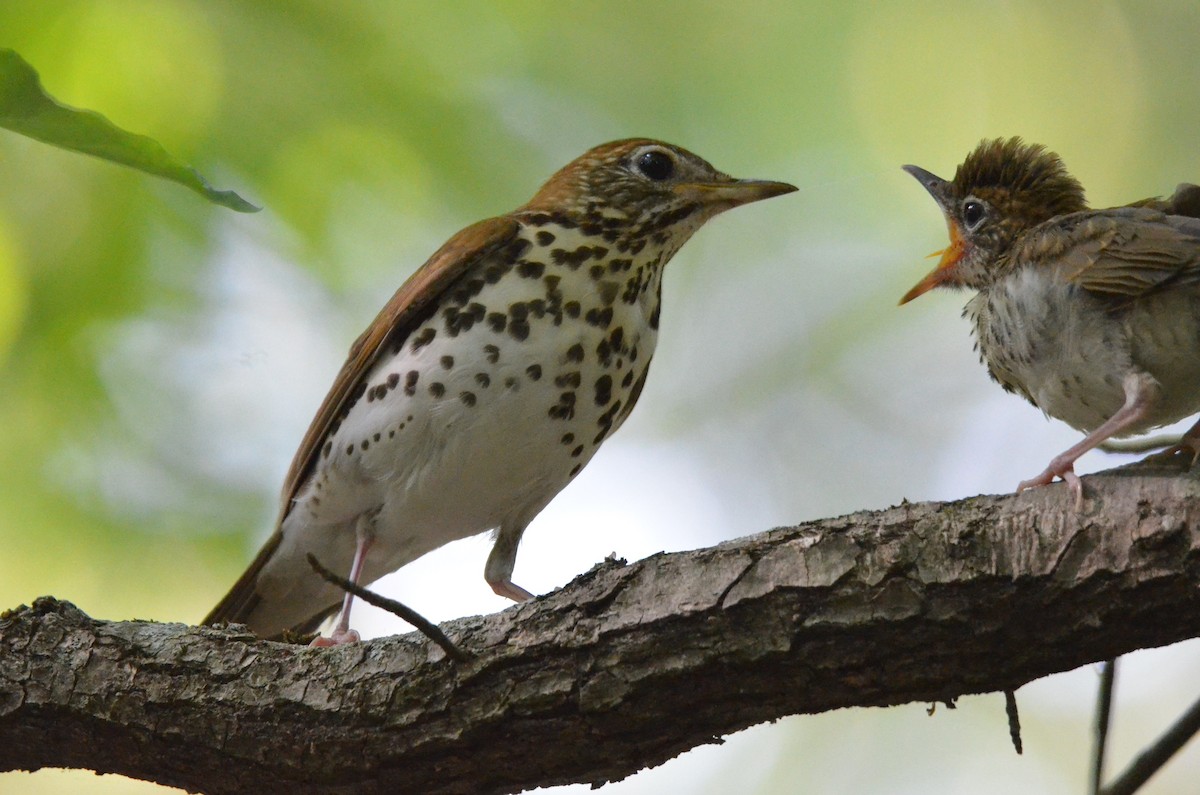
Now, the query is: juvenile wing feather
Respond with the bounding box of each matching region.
[1028,208,1200,300]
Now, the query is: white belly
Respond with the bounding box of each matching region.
[972,266,1200,434]
[258,226,660,619]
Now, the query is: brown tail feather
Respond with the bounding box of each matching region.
[203,530,281,630]
[204,531,345,639]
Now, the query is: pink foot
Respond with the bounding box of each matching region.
[1017,463,1083,511]
[489,579,534,602]
[310,627,361,647]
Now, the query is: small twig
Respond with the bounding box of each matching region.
[306,553,472,662]
[1091,659,1118,795]
[1004,689,1022,755]
[1101,691,1200,795]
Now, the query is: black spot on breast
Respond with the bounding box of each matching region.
[484,265,506,284]
[589,264,606,281]
[561,432,575,445]
[536,230,555,246]
[571,445,584,458]
[373,433,380,442]
[565,343,584,363]
[551,244,606,270]
[548,391,577,420]
[505,238,532,259]
[412,327,436,351]
[594,374,612,406]
[361,440,370,451]
[585,307,613,328]
[597,281,619,306]
[594,399,624,444]
[505,376,518,389]
[484,344,500,363]
[518,260,545,279]
[442,306,464,336]
[564,301,581,319]
[441,355,455,370]
[387,373,400,389]
[556,371,581,388]
[649,302,660,330]
[509,320,530,341]
[346,444,355,456]
[429,382,446,398]
[323,440,332,458]
[460,391,477,407]
[487,312,507,332]
[475,372,491,388]
[569,463,582,477]
[405,370,419,396]
[621,369,634,388]
[526,364,542,381]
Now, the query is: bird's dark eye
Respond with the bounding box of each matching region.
[962,199,986,230]
[635,149,675,181]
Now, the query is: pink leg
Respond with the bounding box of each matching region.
[1018,373,1159,510]
[311,520,375,647]
[485,523,534,602]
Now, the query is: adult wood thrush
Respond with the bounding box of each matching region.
[205,139,796,641]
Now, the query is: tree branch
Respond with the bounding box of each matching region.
[2,465,1199,795]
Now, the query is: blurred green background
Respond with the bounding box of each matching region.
[2,1,1198,793]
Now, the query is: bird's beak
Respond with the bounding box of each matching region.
[899,164,964,305]
[674,178,798,210]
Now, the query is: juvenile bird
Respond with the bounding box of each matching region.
[205,139,796,642]
[901,137,1200,507]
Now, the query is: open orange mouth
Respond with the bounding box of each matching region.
[899,220,965,304]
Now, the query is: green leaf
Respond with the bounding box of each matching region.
[0,48,259,213]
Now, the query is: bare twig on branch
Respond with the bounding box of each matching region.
[305,553,471,661]
[1091,658,1118,794]
[1,463,1199,795]
[1100,692,1200,795]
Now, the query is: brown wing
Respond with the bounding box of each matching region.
[1121,183,1200,218]
[1040,208,1200,300]
[204,215,521,628]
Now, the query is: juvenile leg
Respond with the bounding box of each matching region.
[1018,372,1159,509]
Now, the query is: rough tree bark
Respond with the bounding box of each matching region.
[2,463,1199,795]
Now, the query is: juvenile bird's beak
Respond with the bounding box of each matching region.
[674,178,798,211]
[900,164,964,304]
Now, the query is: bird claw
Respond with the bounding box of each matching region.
[489,580,535,602]
[310,627,361,647]
[1147,438,1200,467]
[1017,464,1083,511]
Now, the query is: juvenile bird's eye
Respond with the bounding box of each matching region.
[635,149,675,181]
[963,199,986,230]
